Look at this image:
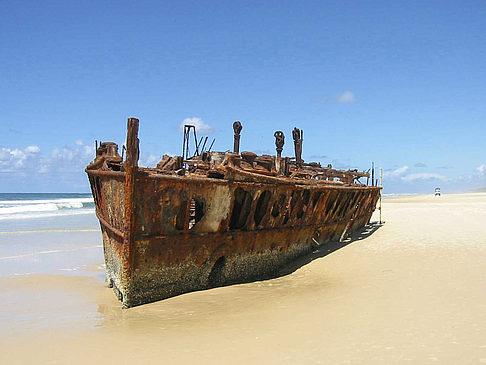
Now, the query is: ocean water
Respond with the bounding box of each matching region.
[0,193,102,277]
[0,193,95,221]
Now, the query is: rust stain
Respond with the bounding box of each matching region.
[86,118,381,307]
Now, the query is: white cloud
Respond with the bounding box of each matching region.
[10,149,24,158]
[25,145,40,153]
[384,166,409,177]
[476,164,486,176]
[336,91,358,104]
[401,173,447,182]
[0,149,9,161]
[139,153,159,167]
[75,139,83,146]
[84,145,93,155]
[0,145,42,171]
[179,117,213,134]
[0,141,164,176]
[0,143,94,175]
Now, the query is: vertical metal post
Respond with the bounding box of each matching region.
[274,131,285,174]
[201,136,208,153]
[193,128,199,156]
[208,138,215,152]
[274,131,284,158]
[123,117,139,295]
[182,125,197,160]
[379,168,383,224]
[371,162,375,186]
[292,127,303,165]
[233,121,242,154]
[182,126,187,160]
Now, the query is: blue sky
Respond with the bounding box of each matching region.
[1,0,485,193]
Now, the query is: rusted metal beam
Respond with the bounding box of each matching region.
[124,117,139,285]
[233,121,242,154]
[96,210,125,239]
[274,131,284,158]
[292,127,303,165]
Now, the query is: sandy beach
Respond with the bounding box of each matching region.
[1,193,486,364]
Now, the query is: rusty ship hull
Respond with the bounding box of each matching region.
[86,118,381,308]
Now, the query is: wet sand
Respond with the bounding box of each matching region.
[1,193,486,364]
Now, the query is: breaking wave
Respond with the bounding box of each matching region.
[0,195,95,220]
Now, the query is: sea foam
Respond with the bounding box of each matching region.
[0,196,95,220]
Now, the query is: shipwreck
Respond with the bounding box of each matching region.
[86,118,381,307]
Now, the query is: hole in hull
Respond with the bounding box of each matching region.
[254,190,271,226]
[297,190,310,219]
[176,198,205,230]
[271,193,286,218]
[311,191,322,211]
[189,198,205,229]
[229,188,253,230]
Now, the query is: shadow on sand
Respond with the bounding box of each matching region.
[105,221,384,308]
[276,221,384,278]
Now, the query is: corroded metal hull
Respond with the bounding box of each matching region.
[86,118,381,307]
[87,169,380,307]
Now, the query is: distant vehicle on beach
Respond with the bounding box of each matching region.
[435,188,441,196]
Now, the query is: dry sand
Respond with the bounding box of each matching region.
[1,193,486,364]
